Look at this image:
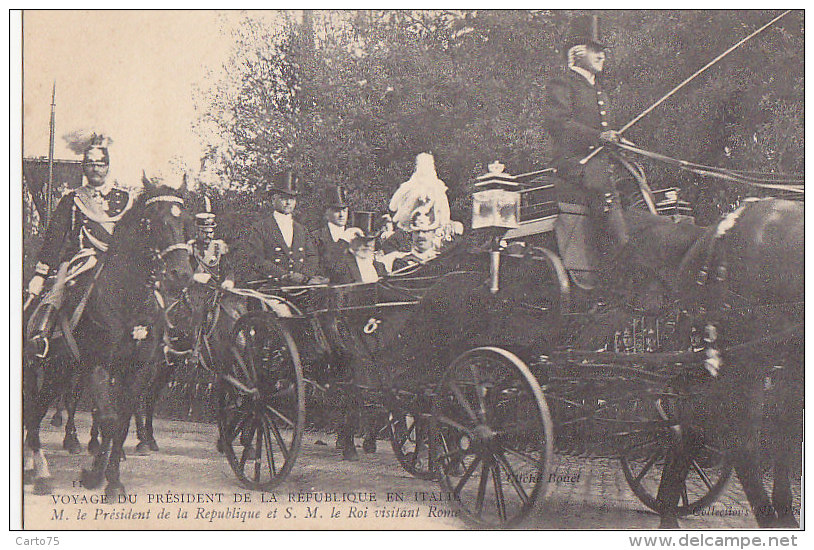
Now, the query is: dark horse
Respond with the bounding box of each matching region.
[618,199,803,528]
[23,182,195,498]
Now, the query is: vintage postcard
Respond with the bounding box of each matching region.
[14,9,804,534]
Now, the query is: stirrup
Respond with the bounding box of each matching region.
[31,335,50,359]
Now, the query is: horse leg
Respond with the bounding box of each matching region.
[654,431,694,529]
[50,394,64,427]
[88,408,101,455]
[62,368,83,455]
[104,416,131,501]
[362,408,378,454]
[731,449,776,527]
[340,393,360,461]
[81,365,117,489]
[24,359,65,494]
[136,364,169,454]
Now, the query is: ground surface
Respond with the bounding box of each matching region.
[21,412,799,530]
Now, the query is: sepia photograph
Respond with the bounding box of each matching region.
[13,8,804,535]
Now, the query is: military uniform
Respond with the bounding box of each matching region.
[27,184,133,349]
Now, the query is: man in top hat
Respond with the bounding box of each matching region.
[390,210,441,273]
[25,131,133,357]
[312,185,352,278]
[544,14,628,259]
[330,211,388,284]
[246,170,324,284]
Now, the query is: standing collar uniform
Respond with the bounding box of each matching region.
[246,210,320,281]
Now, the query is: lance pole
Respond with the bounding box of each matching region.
[580,10,792,165]
[46,81,56,225]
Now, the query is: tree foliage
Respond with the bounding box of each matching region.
[195,9,803,226]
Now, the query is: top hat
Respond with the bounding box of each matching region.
[325,185,348,208]
[564,14,606,52]
[269,170,300,196]
[349,211,381,240]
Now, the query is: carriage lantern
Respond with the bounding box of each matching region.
[471,161,523,293]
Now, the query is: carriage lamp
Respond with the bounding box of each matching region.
[472,161,522,294]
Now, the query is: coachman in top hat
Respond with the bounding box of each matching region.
[25,131,133,357]
[312,184,351,277]
[545,14,628,256]
[245,170,324,284]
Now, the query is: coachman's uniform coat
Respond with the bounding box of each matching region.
[544,69,615,205]
[313,225,349,279]
[246,215,320,281]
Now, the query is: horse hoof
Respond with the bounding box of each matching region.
[148,440,159,452]
[105,482,126,502]
[33,477,53,495]
[23,469,36,485]
[50,414,63,428]
[659,517,680,529]
[363,438,377,454]
[135,442,152,456]
[88,439,100,455]
[80,469,103,489]
[63,434,81,455]
[343,448,359,462]
[216,439,224,454]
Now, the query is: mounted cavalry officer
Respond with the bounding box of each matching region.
[545,14,628,287]
[246,170,327,285]
[26,131,133,358]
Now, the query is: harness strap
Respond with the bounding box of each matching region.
[59,314,81,361]
[69,259,105,330]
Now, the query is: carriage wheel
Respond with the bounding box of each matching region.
[389,412,443,481]
[618,397,732,515]
[217,312,305,491]
[431,347,554,528]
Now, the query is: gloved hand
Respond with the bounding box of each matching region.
[221,279,235,290]
[307,275,330,285]
[28,275,45,296]
[283,272,309,285]
[599,129,621,143]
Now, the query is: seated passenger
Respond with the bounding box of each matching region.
[390,212,441,273]
[330,211,388,284]
[313,185,352,277]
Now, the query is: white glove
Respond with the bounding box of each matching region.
[221,279,235,290]
[28,275,45,296]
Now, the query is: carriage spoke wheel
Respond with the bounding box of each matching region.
[389,412,447,481]
[218,312,305,491]
[618,397,732,515]
[431,347,554,528]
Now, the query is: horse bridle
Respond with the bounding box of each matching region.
[144,195,194,260]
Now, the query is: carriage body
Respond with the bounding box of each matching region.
[211,161,757,528]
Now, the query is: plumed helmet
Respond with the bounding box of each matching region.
[63,129,112,164]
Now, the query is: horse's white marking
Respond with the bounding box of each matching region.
[33,449,51,478]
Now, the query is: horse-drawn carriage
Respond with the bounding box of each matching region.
[24,161,802,530]
[169,156,803,529]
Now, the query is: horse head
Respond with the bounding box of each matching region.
[112,178,195,297]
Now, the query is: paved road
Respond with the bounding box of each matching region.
[21,412,798,530]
